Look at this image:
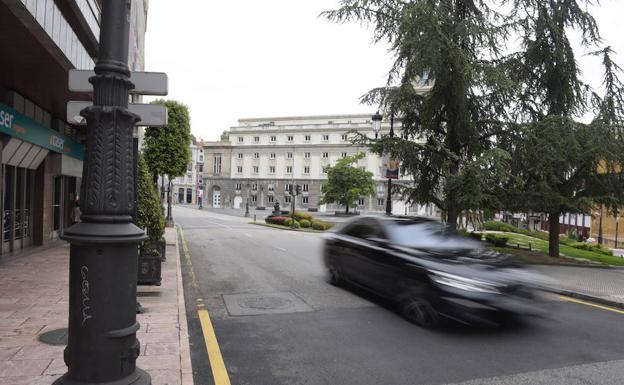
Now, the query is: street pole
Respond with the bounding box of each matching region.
[598,203,604,245]
[56,1,150,384]
[166,179,173,226]
[385,111,395,216]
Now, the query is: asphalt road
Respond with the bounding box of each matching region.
[175,206,624,385]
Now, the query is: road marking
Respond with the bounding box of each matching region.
[244,233,253,238]
[275,247,287,252]
[558,295,624,315]
[198,309,231,385]
[179,225,231,385]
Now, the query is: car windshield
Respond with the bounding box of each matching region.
[389,221,478,250]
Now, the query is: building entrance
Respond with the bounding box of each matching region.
[1,165,34,254]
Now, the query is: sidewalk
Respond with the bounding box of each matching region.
[536,265,624,308]
[0,227,193,385]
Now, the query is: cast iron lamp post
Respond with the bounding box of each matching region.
[371,110,395,216]
[56,1,150,384]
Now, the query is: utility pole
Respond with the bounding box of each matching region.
[56,1,150,384]
[385,112,395,216]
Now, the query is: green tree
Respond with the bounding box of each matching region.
[502,0,624,256]
[143,99,192,185]
[324,0,514,229]
[320,152,376,214]
[136,153,165,246]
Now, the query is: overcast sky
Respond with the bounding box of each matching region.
[144,0,624,141]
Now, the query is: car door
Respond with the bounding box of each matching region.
[356,219,401,296]
[337,219,378,286]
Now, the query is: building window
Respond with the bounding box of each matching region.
[376,185,385,194]
[268,184,274,191]
[304,152,310,159]
[342,134,348,141]
[377,199,384,206]
[285,195,292,203]
[237,166,243,173]
[303,196,309,204]
[287,152,293,159]
[285,183,291,192]
[323,134,329,141]
[237,153,243,159]
[287,135,294,142]
[358,198,365,206]
[305,135,311,141]
[213,154,222,175]
[238,137,244,143]
[199,164,204,173]
[270,135,276,142]
[252,195,257,202]
[303,184,309,192]
[236,183,242,190]
[268,195,274,203]
[286,166,293,174]
[254,152,260,159]
[253,166,259,174]
[252,183,258,191]
[304,167,310,174]
[270,153,276,159]
[199,155,204,162]
[269,166,276,173]
[322,152,329,158]
[360,167,366,172]
[254,136,260,143]
[341,152,348,158]
[187,163,193,172]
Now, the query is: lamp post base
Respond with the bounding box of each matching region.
[53,368,151,385]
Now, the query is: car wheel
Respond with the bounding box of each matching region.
[326,259,343,286]
[400,295,439,327]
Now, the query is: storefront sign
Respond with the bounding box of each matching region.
[0,103,83,160]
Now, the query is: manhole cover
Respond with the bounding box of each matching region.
[240,296,292,310]
[39,328,68,346]
[223,292,313,316]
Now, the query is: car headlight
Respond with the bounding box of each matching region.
[429,270,501,294]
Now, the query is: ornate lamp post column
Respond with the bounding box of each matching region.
[55,1,150,384]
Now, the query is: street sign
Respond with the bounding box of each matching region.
[69,70,168,95]
[67,101,168,126]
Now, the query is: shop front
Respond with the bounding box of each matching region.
[0,103,83,254]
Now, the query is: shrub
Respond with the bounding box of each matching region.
[469,232,482,241]
[283,218,301,228]
[136,154,165,243]
[312,221,326,231]
[485,234,508,247]
[568,242,613,256]
[294,212,314,221]
[300,219,311,228]
[266,216,288,225]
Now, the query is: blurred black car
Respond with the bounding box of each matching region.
[322,216,548,327]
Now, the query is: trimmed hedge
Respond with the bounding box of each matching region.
[266,216,288,225]
[485,233,508,247]
[284,218,301,228]
[300,219,311,228]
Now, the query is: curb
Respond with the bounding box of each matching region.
[546,287,624,309]
[172,226,195,385]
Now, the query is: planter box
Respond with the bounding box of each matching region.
[308,208,318,212]
[256,206,266,210]
[334,211,360,217]
[138,243,162,286]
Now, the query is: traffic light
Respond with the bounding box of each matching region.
[295,184,301,195]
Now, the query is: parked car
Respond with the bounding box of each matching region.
[322,216,549,327]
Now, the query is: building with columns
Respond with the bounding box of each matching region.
[202,114,438,216]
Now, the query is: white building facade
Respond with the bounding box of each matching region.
[202,114,438,216]
[171,139,204,204]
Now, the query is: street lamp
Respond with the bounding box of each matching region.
[371,111,382,138]
[386,112,395,216]
[57,1,150,384]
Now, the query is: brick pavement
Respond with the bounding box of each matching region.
[0,227,193,385]
[536,265,624,306]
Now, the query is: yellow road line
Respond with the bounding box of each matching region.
[557,295,624,315]
[178,225,232,385]
[198,309,231,385]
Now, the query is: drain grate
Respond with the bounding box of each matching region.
[223,292,313,316]
[39,328,68,346]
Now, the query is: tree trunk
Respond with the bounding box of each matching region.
[345,202,349,214]
[446,206,458,230]
[548,211,560,257]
